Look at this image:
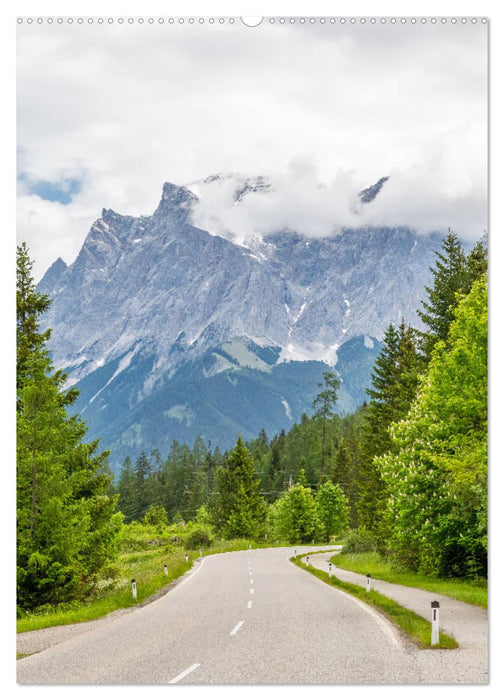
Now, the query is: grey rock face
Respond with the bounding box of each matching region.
[37,178,441,465]
[39,180,438,382]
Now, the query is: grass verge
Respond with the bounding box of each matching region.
[330,551,487,609]
[292,555,458,650]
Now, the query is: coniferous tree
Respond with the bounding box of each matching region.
[210,437,266,539]
[357,321,422,537]
[117,456,138,522]
[312,370,340,476]
[17,245,121,609]
[133,451,152,519]
[417,229,487,360]
[331,438,352,494]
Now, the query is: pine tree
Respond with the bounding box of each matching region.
[210,437,266,539]
[467,233,488,282]
[312,370,340,476]
[331,438,351,493]
[133,451,152,518]
[17,243,51,392]
[357,321,422,537]
[17,245,121,609]
[117,457,138,522]
[418,229,472,359]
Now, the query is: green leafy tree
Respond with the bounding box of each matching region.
[315,481,349,540]
[312,370,340,476]
[17,245,121,609]
[210,437,266,539]
[272,484,320,543]
[379,275,487,577]
[142,504,169,529]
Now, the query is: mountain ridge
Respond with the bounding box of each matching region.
[38,177,441,469]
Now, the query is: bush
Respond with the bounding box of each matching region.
[184,528,213,549]
[342,527,377,554]
[142,505,169,529]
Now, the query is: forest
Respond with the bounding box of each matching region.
[16,230,488,612]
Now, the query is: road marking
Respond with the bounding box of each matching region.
[168,555,207,594]
[230,621,244,636]
[250,579,254,584]
[250,588,255,595]
[248,600,253,608]
[292,555,401,649]
[168,663,200,684]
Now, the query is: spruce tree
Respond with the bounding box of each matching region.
[210,437,266,539]
[17,245,121,609]
[117,457,138,522]
[357,321,422,537]
[417,229,487,359]
[312,370,340,476]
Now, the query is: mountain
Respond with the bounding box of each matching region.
[38,177,441,471]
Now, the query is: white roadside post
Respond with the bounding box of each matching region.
[131,579,137,600]
[306,555,310,566]
[431,601,440,645]
[164,564,168,576]
[366,573,371,593]
[329,562,332,577]
[199,548,203,558]
[185,554,189,563]
[249,542,252,550]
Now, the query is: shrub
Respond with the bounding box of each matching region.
[342,527,377,554]
[142,505,169,529]
[184,528,213,549]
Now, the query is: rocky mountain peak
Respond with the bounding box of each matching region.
[37,175,442,467]
[156,182,198,216]
[359,176,390,204]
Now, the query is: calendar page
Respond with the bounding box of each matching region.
[16,13,488,686]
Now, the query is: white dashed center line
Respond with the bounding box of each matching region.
[248,600,253,609]
[168,663,200,684]
[230,621,244,636]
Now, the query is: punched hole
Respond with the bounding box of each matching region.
[240,16,264,27]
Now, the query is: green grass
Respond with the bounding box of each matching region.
[292,555,458,649]
[330,551,487,608]
[16,535,281,634]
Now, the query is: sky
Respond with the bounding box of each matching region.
[16,14,488,279]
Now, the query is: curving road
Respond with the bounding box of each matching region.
[17,546,487,684]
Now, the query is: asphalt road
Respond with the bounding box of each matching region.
[17,546,487,684]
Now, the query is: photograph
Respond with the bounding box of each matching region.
[15,10,488,686]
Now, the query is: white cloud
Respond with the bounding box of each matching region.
[16,18,488,278]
